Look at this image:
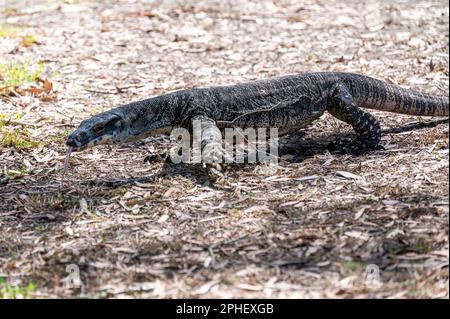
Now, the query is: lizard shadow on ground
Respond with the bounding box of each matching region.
[83,118,448,187]
[6,119,445,230]
[281,118,449,163]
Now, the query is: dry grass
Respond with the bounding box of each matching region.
[0,0,448,298]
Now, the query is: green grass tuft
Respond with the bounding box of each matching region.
[0,277,36,299]
[0,23,21,38]
[0,125,39,149]
[21,34,37,47]
[341,260,364,274]
[6,166,28,178]
[414,239,431,254]
[3,7,19,17]
[0,61,44,88]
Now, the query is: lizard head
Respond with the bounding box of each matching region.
[66,100,173,151]
[66,111,124,151]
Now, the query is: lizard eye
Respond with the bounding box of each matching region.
[92,123,105,134]
[91,116,121,134]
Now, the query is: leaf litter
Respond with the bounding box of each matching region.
[0,0,448,298]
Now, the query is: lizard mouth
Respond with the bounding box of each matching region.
[66,144,87,152]
[66,133,114,151]
[66,113,122,150]
[66,131,90,150]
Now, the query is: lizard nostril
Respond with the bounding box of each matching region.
[66,136,77,146]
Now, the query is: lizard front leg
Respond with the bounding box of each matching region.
[192,115,232,180]
[327,83,382,154]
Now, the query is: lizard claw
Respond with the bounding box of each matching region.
[200,142,231,183]
[205,162,226,182]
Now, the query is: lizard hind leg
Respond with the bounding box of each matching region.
[327,83,382,154]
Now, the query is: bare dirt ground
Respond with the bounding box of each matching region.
[0,0,448,298]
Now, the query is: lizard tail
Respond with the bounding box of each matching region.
[341,74,449,117]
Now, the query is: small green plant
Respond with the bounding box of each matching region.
[247,191,255,203]
[0,61,44,88]
[3,7,19,17]
[0,127,39,149]
[113,186,128,196]
[0,114,7,129]
[0,23,36,46]
[21,34,37,47]
[341,260,363,274]
[6,166,28,178]
[51,129,70,142]
[54,192,82,210]
[306,52,315,62]
[0,277,36,299]
[414,239,431,254]
[0,23,20,38]
[0,112,24,124]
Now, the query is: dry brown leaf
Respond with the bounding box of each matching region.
[335,171,361,180]
[39,94,57,102]
[25,86,44,95]
[43,78,52,93]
